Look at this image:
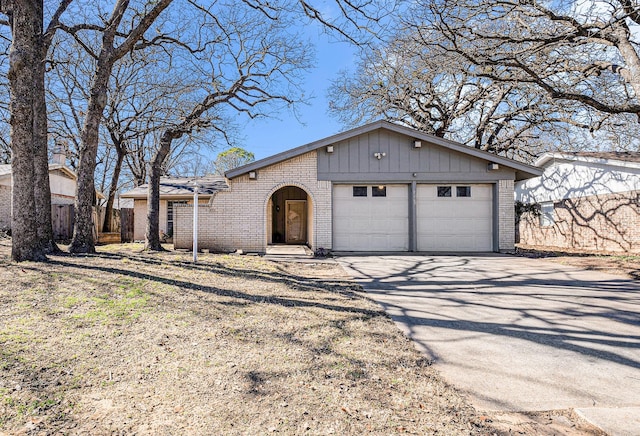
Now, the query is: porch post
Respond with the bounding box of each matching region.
[192,180,199,263]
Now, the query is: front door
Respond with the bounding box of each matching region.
[285,200,306,244]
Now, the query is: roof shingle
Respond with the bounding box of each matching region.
[120,175,229,198]
[567,151,640,163]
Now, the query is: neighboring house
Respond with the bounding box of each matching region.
[143,121,539,253]
[515,151,640,253]
[119,176,229,241]
[0,151,80,230]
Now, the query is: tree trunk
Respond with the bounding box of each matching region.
[68,61,111,254]
[102,141,125,233]
[68,0,173,253]
[145,131,175,251]
[6,0,47,261]
[33,43,59,253]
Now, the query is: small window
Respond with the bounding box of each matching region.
[540,202,555,227]
[167,200,188,235]
[437,186,452,197]
[372,186,386,197]
[353,186,367,197]
[456,186,471,197]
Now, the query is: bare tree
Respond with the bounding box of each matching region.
[33,1,73,254]
[145,4,312,250]
[99,49,189,232]
[0,129,9,164]
[330,27,625,161]
[1,0,71,261]
[2,0,44,260]
[55,0,392,254]
[419,0,640,118]
[58,0,173,253]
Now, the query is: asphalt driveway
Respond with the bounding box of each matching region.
[337,254,640,435]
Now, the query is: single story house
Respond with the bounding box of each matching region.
[515,151,640,253]
[0,154,80,230]
[129,121,538,253]
[119,175,229,241]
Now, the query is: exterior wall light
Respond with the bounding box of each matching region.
[326,145,334,153]
[488,163,499,171]
[413,140,422,148]
[373,152,386,160]
[249,171,257,179]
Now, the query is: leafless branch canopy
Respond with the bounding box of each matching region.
[410,0,640,117]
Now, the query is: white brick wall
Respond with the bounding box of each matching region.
[174,151,332,252]
[0,185,11,230]
[498,179,515,251]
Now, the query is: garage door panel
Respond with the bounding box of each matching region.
[417,184,493,252]
[333,184,409,251]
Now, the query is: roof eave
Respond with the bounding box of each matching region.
[535,152,640,170]
[119,192,216,199]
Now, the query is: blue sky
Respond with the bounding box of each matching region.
[241,33,359,160]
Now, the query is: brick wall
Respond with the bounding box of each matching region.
[518,190,640,253]
[131,198,215,242]
[174,151,332,252]
[0,185,11,230]
[498,179,515,251]
[133,199,147,241]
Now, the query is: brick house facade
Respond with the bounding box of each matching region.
[516,152,640,253]
[518,191,640,253]
[174,151,332,252]
[154,121,538,253]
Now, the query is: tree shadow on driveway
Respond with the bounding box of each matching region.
[339,255,640,365]
[338,254,640,410]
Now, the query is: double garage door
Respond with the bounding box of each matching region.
[333,184,493,252]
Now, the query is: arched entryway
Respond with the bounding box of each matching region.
[268,186,310,245]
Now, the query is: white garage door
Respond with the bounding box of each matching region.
[333,184,409,251]
[417,184,493,251]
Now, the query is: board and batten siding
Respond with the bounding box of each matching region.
[318,129,517,252]
[317,129,515,183]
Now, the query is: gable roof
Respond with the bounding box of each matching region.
[226,120,542,181]
[536,151,640,169]
[120,175,229,199]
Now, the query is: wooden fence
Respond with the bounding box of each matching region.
[120,208,134,242]
[50,205,134,243]
[51,204,75,240]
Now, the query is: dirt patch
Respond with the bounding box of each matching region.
[516,245,640,280]
[0,240,604,435]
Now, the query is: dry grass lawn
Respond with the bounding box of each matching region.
[516,245,640,279]
[0,238,609,435]
[0,240,493,435]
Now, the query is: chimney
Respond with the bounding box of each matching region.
[52,142,67,165]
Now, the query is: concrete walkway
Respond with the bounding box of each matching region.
[338,254,640,436]
[263,245,325,263]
